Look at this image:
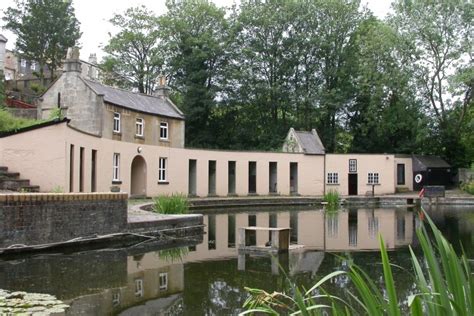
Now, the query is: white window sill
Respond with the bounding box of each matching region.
[367,183,381,186]
[326,183,340,185]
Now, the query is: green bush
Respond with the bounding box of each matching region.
[153,194,189,214]
[461,181,474,195]
[242,209,473,315]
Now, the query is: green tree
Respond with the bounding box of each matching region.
[348,17,426,153]
[390,0,473,167]
[160,0,229,147]
[102,6,163,94]
[2,0,81,81]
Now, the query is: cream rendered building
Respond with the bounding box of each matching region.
[0,49,413,197]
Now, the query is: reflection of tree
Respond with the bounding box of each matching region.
[183,257,315,315]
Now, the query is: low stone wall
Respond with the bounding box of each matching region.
[0,193,128,248]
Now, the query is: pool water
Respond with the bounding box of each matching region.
[0,206,472,315]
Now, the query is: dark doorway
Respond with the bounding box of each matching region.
[290,162,298,195]
[91,150,97,192]
[248,161,257,194]
[79,147,84,192]
[397,164,405,185]
[228,161,236,195]
[208,160,216,196]
[348,173,358,196]
[269,162,277,194]
[188,159,197,196]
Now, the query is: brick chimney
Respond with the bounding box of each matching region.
[63,47,81,73]
[154,75,171,98]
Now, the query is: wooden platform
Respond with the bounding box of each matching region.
[238,226,291,253]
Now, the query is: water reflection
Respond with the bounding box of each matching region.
[0,207,472,315]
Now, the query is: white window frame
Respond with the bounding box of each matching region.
[113,112,121,133]
[30,62,36,70]
[159,272,168,291]
[159,157,167,182]
[368,172,380,184]
[349,159,357,173]
[20,59,26,68]
[327,172,339,184]
[135,117,144,137]
[135,279,144,297]
[160,122,168,140]
[113,153,120,181]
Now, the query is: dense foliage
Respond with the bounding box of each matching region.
[101,0,472,167]
[2,0,81,81]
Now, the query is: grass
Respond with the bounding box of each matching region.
[153,194,189,214]
[0,108,42,132]
[241,208,473,315]
[323,190,340,210]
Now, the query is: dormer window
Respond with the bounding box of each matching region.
[135,118,144,137]
[20,59,27,68]
[113,112,121,133]
[160,122,168,140]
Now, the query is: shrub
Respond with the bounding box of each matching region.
[153,194,189,214]
[461,181,474,195]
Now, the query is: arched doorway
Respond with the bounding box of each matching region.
[131,155,147,197]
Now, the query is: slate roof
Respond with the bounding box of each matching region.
[82,79,184,120]
[413,155,451,171]
[294,130,325,155]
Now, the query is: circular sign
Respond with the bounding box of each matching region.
[415,174,423,183]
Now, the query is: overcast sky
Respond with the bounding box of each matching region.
[0,0,393,61]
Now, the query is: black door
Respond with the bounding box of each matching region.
[348,174,358,195]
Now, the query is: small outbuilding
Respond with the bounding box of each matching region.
[412,155,452,191]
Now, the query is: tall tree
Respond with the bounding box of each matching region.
[160,0,229,147]
[102,6,163,94]
[2,0,81,81]
[348,17,426,153]
[391,0,473,167]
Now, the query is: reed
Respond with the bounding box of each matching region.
[323,190,340,210]
[241,209,473,315]
[153,194,189,214]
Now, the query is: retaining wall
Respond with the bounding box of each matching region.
[0,193,128,248]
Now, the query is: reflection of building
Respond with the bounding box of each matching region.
[65,251,185,315]
[186,208,414,265]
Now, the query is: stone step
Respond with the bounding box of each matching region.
[0,179,31,190]
[19,185,40,192]
[0,171,20,179]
